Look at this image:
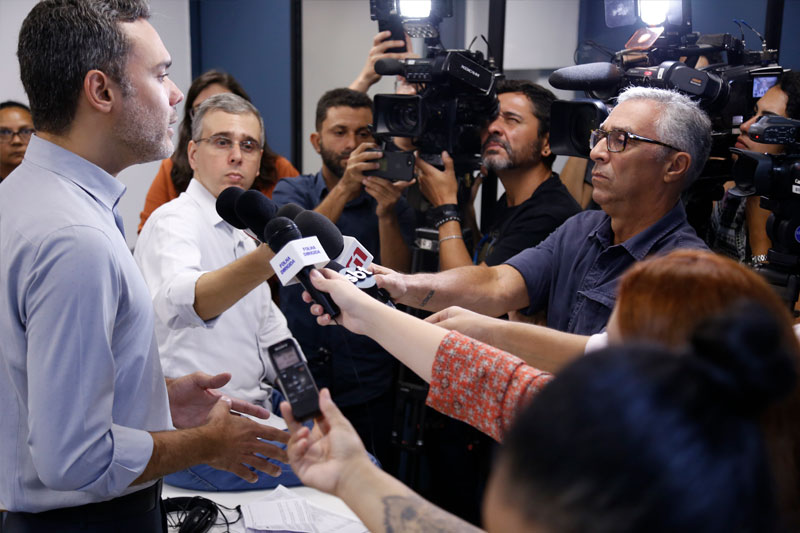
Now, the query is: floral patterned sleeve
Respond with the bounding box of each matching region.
[426,330,554,442]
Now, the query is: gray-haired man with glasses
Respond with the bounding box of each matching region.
[373,86,711,371]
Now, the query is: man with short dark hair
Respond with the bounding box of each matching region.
[1,2,287,530]
[273,88,414,470]
[0,101,34,181]
[416,79,581,270]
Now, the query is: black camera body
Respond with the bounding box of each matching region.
[363,148,416,182]
[372,49,500,171]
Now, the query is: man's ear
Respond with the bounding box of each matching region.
[82,70,116,114]
[187,140,199,171]
[664,151,691,184]
[540,132,552,158]
[310,131,321,155]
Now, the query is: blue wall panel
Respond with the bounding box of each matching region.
[191,0,295,164]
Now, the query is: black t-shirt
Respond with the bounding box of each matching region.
[479,173,582,266]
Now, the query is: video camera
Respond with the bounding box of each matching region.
[548,0,783,181]
[729,115,800,308]
[368,0,501,173]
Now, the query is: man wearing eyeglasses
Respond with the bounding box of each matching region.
[134,93,301,491]
[0,101,34,182]
[374,86,710,366]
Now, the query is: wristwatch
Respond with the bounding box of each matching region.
[750,254,768,267]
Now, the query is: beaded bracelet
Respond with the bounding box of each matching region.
[434,215,462,228]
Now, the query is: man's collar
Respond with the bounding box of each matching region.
[186,178,226,228]
[23,134,125,211]
[590,201,688,259]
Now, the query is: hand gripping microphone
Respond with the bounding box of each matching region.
[234,189,278,243]
[264,216,340,318]
[293,210,394,307]
[215,187,262,242]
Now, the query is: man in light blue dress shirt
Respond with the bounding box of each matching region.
[0,1,289,531]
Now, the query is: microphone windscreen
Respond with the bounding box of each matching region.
[276,202,305,220]
[549,62,623,91]
[235,190,277,237]
[374,58,404,76]
[216,187,247,229]
[264,216,302,252]
[294,210,344,259]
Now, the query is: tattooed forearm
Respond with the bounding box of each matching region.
[382,494,484,532]
[420,290,435,308]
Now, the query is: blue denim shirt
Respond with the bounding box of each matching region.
[273,172,414,406]
[506,201,707,335]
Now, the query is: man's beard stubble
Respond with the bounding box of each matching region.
[318,140,350,179]
[481,134,542,174]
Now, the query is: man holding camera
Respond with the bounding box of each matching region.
[375,87,710,360]
[272,88,415,470]
[415,79,581,271]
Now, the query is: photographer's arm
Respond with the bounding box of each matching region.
[745,196,772,261]
[349,31,414,93]
[416,152,475,270]
[364,176,414,272]
[314,144,381,223]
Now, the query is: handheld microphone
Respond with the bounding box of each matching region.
[264,217,340,318]
[235,190,278,242]
[293,210,392,306]
[549,62,624,91]
[275,202,305,221]
[216,187,262,242]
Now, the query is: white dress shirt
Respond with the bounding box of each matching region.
[135,179,294,408]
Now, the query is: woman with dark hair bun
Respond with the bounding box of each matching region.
[281,301,794,532]
[138,70,298,232]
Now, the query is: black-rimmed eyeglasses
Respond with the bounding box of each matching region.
[589,128,682,153]
[0,128,34,144]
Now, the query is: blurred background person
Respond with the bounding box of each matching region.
[706,71,800,268]
[0,101,34,182]
[138,69,298,232]
[283,302,794,533]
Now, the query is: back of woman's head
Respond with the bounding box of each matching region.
[496,301,796,533]
[614,249,793,348]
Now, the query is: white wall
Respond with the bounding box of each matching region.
[0,0,192,249]
[300,0,397,175]
[2,0,580,246]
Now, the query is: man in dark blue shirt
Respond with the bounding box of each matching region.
[273,88,414,470]
[376,86,711,351]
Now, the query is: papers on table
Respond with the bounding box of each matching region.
[242,485,367,533]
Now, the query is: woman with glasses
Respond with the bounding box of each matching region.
[137,70,299,232]
[0,101,34,182]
